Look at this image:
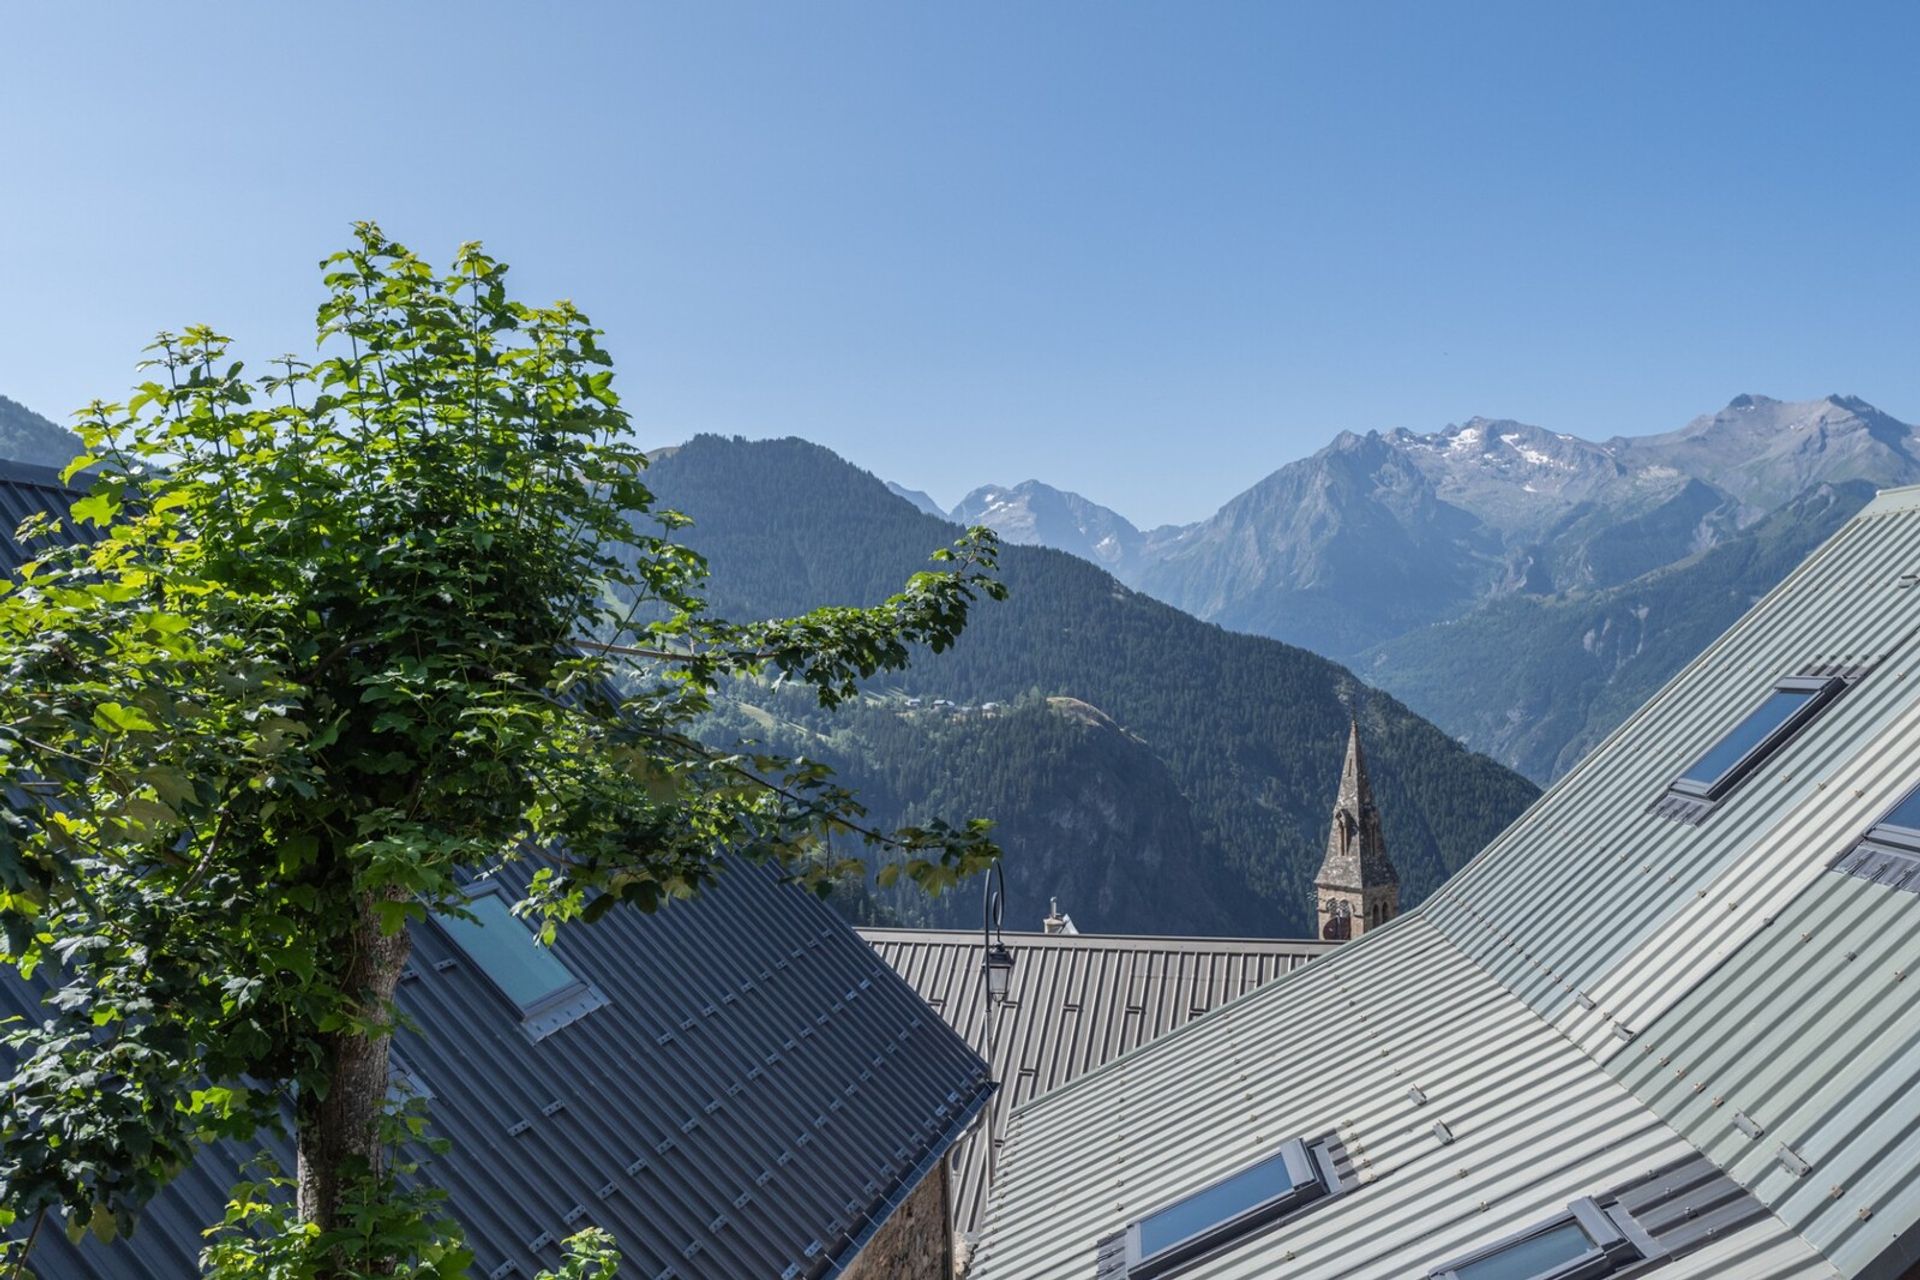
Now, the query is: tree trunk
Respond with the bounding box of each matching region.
[296,886,413,1269]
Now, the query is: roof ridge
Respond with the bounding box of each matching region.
[1863,480,1920,513]
[856,926,1328,950]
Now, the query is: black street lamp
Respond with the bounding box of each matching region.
[978,860,1015,1191]
[983,938,1015,1002]
[981,861,1015,1003]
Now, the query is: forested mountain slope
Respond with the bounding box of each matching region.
[1359,481,1874,780]
[643,435,1538,936]
[948,394,1918,781]
[0,395,81,468]
[0,404,1539,937]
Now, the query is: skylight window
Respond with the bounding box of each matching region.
[1831,782,1920,893]
[1863,785,1920,851]
[1450,1223,1594,1280]
[1428,1197,1661,1280]
[1666,674,1845,804]
[1119,1137,1338,1278]
[433,885,608,1039]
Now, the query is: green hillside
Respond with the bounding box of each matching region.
[644,435,1540,936]
[703,690,1255,933]
[0,395,81,468]
[1361,481,1874,781]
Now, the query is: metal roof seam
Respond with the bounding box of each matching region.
[966,916,1836,1279]
[862,927,1325,1237]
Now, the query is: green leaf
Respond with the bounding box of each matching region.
[93,701,158,733]
[70,491,115,527]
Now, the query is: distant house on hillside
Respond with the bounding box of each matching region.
[0,458,992,1280]
[963,483,1920,1279]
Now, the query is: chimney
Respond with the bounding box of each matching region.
[1042,898,1078,936]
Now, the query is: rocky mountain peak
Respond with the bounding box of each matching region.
[949,478,1145,572]
[1619,394,1918,514]
[1384,415,1629,534]
[876,389,1919,673]
[1325,427,1386,451]
[884,481,947,518]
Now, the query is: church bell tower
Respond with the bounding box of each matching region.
[1314,718,1399,941]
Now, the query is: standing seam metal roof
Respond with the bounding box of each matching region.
[7,860,993,1280]
[0,460,993,1278]
[859,927,1330,1238]
[968,486,1920,1279]
[0,458,96,567]
[970,916,1834,1279]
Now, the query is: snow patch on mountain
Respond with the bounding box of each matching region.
[949,480,1147,572]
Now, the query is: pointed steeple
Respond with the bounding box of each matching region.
[1314,717,1399,940]
[1338,717,1374,815]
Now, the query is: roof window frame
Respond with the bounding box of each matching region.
[1119,1136,1339,1278]
[1427,1195,1664,1280]
[430,881,609,1039]
[1856,784,1920,855]
[1666,673,1847,804]
[1830,781,1920,893]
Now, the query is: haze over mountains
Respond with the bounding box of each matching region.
[0,393,1536,938]
[640,435,1536,936]
[6,385,1898,921]
[938,394,1917,780]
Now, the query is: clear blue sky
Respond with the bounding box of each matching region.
[3,3,1917,526]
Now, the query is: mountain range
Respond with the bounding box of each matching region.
[641,435,1536,936]
[935,394,1917,779]
[7,378,1902,853]
[0,394,1537,938]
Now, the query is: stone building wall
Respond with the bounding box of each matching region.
[841,1162,953,1280]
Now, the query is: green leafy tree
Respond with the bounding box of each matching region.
[0,224,1003,1276]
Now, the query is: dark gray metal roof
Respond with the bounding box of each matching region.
[859,926,1330,1239]
[7,861,992,1280]
[0,456,94,569]
[0,464,993,1278]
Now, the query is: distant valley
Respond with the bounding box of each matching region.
[0,395,1537,938]
[5,383,1907,917]
[932,394,1915,780]
[641,435,1536,936]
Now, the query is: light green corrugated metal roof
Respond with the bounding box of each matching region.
[970,919,1834,1279]
[972,486,1920,1278]
[1612,873,1920,1277]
